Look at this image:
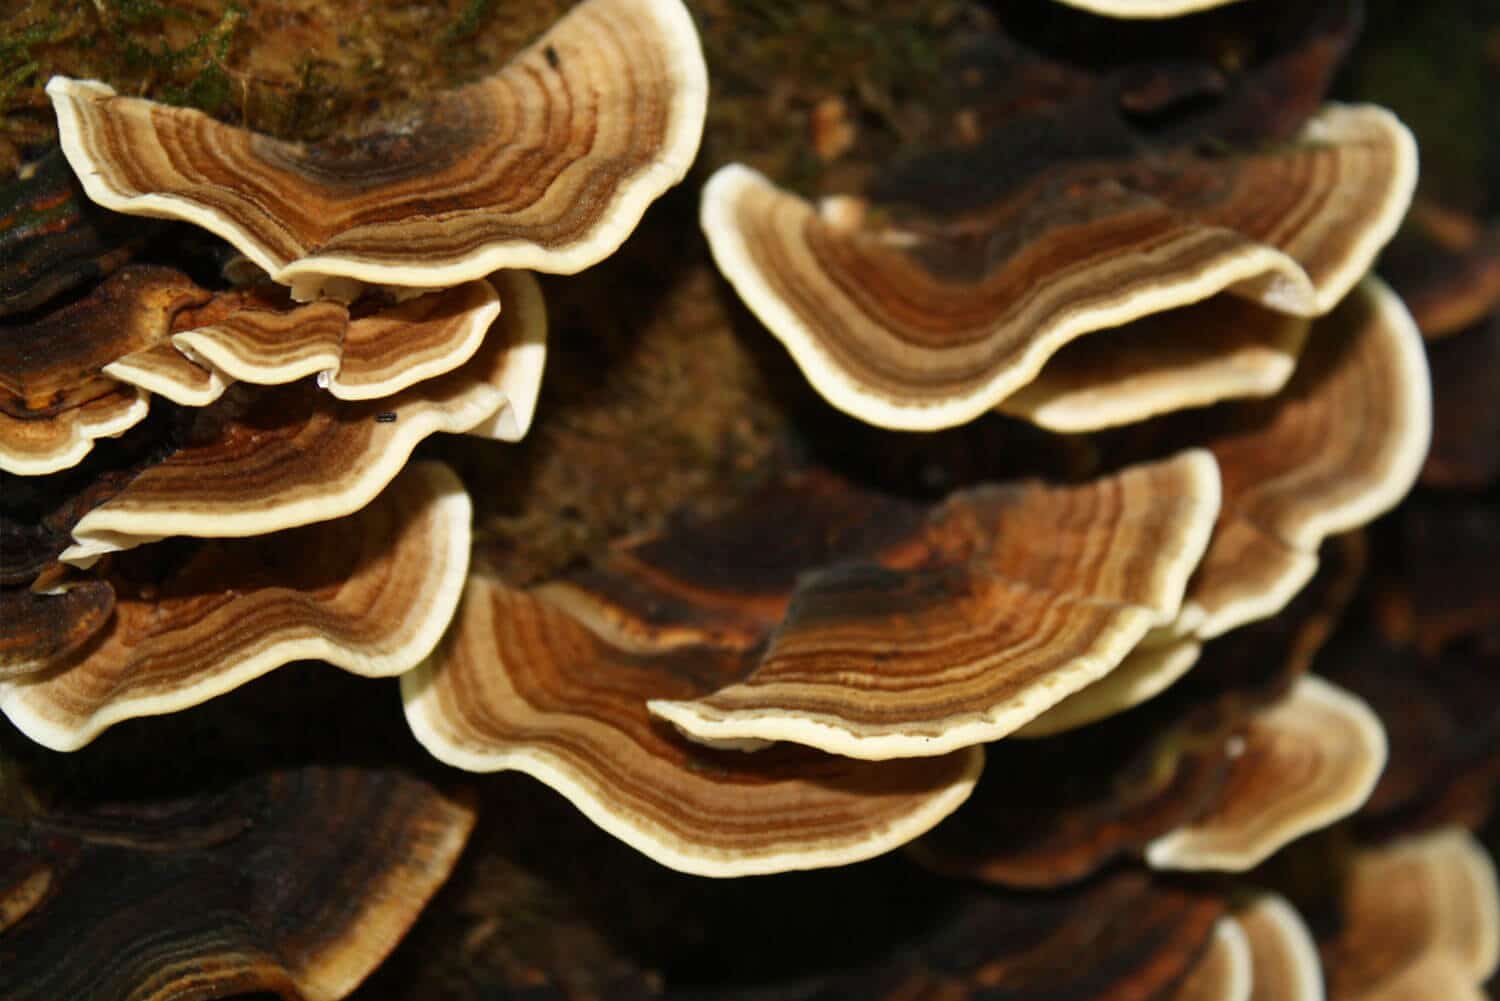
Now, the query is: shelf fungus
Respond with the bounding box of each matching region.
[59,271,546,566]
[0,265,211,476]
[0,147,164,319]
[403,566,983,877]
[401,450,1225,874]
[46,0,708,301]
[101,339,232,408]
[1144,675,1387,872]
[1322,829,1500,1001]
[167,296,351,389]
[996,297,1312,433]
[0,764,475,1001]
[1238,894,1326,1001]
[158,278,505,401]
[1131,277,1430,641]
[643,449,1220,759]
[0,582,114,680]
[1015,632,1204,738]
[910,541,1360,887]
[0,461,471,751]
[700,102,1415,432]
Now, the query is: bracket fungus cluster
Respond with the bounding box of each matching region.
[2,0,1496,997]
[2,0,714,992]
[2,0,709,746]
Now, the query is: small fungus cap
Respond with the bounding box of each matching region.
[1326,829,1500,1001]
[59,271,546,565]
[0,265,210,475]
[1237,894,1325,1001]
[1145,675,1387,872]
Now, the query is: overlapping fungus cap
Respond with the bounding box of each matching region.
[1238,894,1325,1001]
[910,535,1367,887]
[1143,674,1386,872]
[699,0,1409,432]
[0,265,209,475]
[403,564,983,877]
[699,102,1412,433]
[642,450,1219,758]
[1103,277,1430,641]
[995,296,1312,433]
[0,762,475,1001]
[56,269,545,565]
[47,0,708,301]
[0,147,164,318]
[1,242,520,482]
[1320,828,1500,1001]
[144,277,505,402]
[1,460,472,750]
[644,274,1426,767]
[401,449,1223,873]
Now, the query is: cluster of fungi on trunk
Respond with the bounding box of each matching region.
[1,0,1497,999]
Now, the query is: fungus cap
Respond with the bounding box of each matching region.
[649,450,1221,759]
[402,571,982,877]
[997,297,1310,433]
[102,341,231,406]
[1167,276,1431,639]
[1325,829,1500,1001]
[1238,894,1325,1001]
[1,461,471,750]
[0,386,149,477]
[1145,675,1387,872]
[46,0,708,299]
[0,265,210,475]
[1168,917,1252,1001]
[59,271,546,565]
[0,765,475,1001]
[700,104,1415,431]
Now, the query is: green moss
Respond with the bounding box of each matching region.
[3,0,966,184]
[444,0,498,42]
